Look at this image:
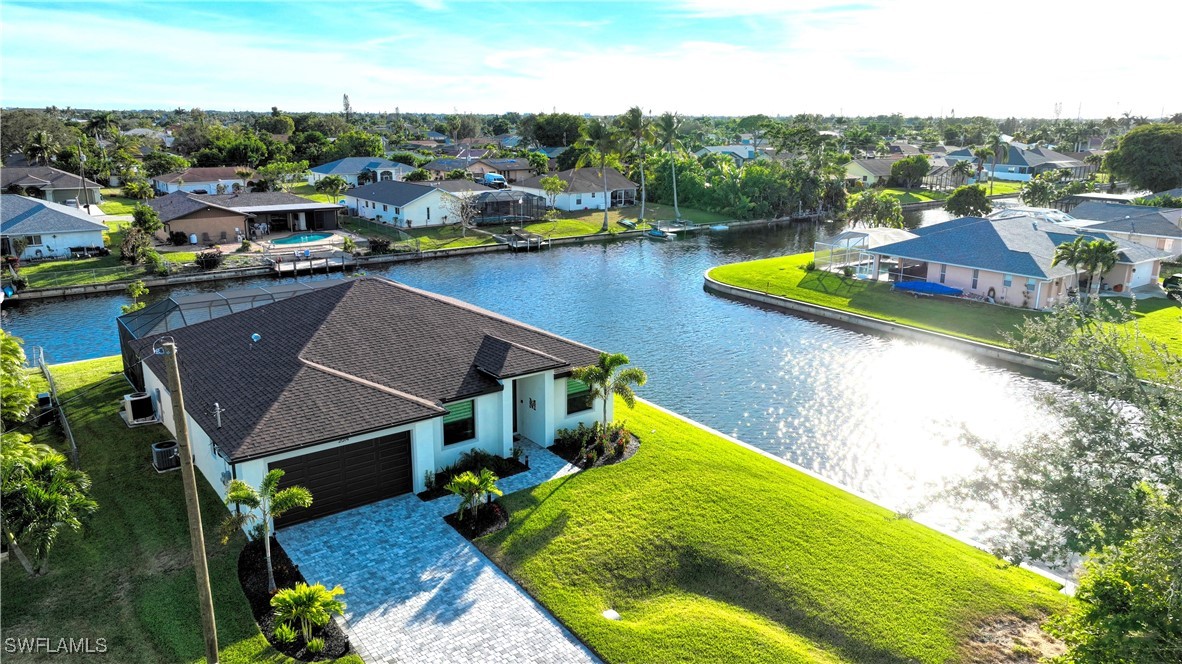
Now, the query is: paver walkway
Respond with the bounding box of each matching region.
[279,439,599,664]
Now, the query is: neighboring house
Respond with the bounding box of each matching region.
[844,158,899,186]
[126,277,606,526]
[1,167,104,206]
[1062,201,1182,258]
[480,158,535,183]
[943,148,981,165]
[868,216,1171,309]
[888,141,922,156]
[537,146,568,160]
[423,180,495,196]
[151,166,253,194]
[343,180,460,228]
[122,128,175,148]
[984,145,1090,182]
[147,191,342,243]
[399,140,441,151]
[439,146,493,160]
[695,145,761,167]
[1,195,107,259]
[307,157,416,188]
[512,167,638,211]
[421,157,535,182]
[425,130,450,143]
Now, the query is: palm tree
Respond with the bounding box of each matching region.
[24,130,59,166]
[574,119,624,232]
[987,134,1007,196]
[1051,236,1088,293]
[616,107,651,223]
[654,112,685,221]
[950,159,974,186]
[271,583,346,643]
[86,111,119,140]
[220,469,313,592]
[314,174,349,203]
[1080,238,1120,297]
[570,352,648,442]
[1,451,97,577]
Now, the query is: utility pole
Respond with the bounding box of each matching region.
[162,341,220,664]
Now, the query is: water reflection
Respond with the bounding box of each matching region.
[1,218,1059,542]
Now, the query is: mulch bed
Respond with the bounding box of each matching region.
[416,457,530,501]
[443,500,510,540]
[238,537,351,661]
[549,435,640,470]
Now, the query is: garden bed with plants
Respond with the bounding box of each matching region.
[238,537,351,661]
[417,447,528,501]
[549,421,640,469]
[443,499,510,540]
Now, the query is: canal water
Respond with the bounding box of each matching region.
[2,206,1055,541]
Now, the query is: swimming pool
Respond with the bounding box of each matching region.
[271,232,332,245]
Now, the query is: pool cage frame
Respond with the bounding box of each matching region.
[812,234,879,279]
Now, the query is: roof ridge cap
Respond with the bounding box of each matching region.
[482,333,567,364]
[299,357,445,412]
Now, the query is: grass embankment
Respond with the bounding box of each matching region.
[709,252,1182,367]
[480,399,1067,663]
[879,188,950,204]
[287,183,339,204]
[0,357,361,664]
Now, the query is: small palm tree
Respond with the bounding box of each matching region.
[220,469,312,593]
[575,119,624,232]
[571,352,648,442]
[950,159,974,186]
[0,451,97,577]
[444,468,502,522]
[655,113,685,220]
[271,582,346,643]
[987,134,1007,196]
[1051,236,1088,293]
[314,174,349,203]
[1080,238,1120,297]
[86,111,119,140]
[617,107,652,223]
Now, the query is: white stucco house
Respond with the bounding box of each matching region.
[1,195,108,259]
[343,180,461,228]
[127,278,607,527]
[512,167,637,211]
[151,166,253,194]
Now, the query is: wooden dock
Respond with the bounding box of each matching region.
[499,228,550,251]
[269,254,355,275]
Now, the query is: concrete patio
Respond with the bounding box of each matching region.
[278,438,600,664]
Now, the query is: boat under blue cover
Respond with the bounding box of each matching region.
[892,281,963,296]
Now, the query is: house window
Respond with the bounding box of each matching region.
[383,204,388,211]
[939,264,947,284]
[566,379,593,414]
[394,207,401,215]
[442,400,475,445]
[426,207,430,220]
[971,269,979,290]
[1003,274,1013,287]
[1025,278,1037,292]
[575,196,582,205]
[23,235,42,245]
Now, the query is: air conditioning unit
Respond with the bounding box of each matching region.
[123,392,157,426]
[151,440,180,473]
[220,470,232,486]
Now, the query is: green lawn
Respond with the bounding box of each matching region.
[99,188,139,215]
[0,357,361,664]
[561,202,728,226]
[980,181,1023,196]
[289,182,340,204]
[479,398,1068,663]
[880,188,950,204]
[709,252,1182,370]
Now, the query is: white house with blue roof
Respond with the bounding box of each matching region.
[867,215,1171,308]
[307,157,417,188]
[1,195,108,260]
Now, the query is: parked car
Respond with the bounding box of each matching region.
[1164,274,1182,289]
[63,198,78,207]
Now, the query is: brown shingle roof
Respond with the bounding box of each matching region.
[153,166,252,184]
[0,166,102,190]
[136,278,602,461]
[515,166,636,193]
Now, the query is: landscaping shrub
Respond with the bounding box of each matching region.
[367,237,392,254]
[169,231,189,247]
[842,265,855,278]
[342,236,357,254]
[140,249,169,276]
[307,638,325,654]
[272,622,296,644]
[194,248,224,270]
[236,239,251,253]
[805,260,816,271]
[119,227,152,263]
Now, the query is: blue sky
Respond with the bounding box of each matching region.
[1,0,1178,118]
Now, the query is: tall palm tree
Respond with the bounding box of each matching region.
[574,118,624,233]
[570,352,648,442]
[654,112,685,221]
[972,146,991,183]
[950,159,974,186]
[1051,236,1088,293]
[1,451,97,577]
[23,130,59,166]
[616,107,651,223]
[86,111,119,140]
[220,469,313,592]
[987,134,1007,196]
[1080,238,1120,297]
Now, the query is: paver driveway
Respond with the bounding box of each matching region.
[278,440,600,664]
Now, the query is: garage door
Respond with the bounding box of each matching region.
[270,432,412,527]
